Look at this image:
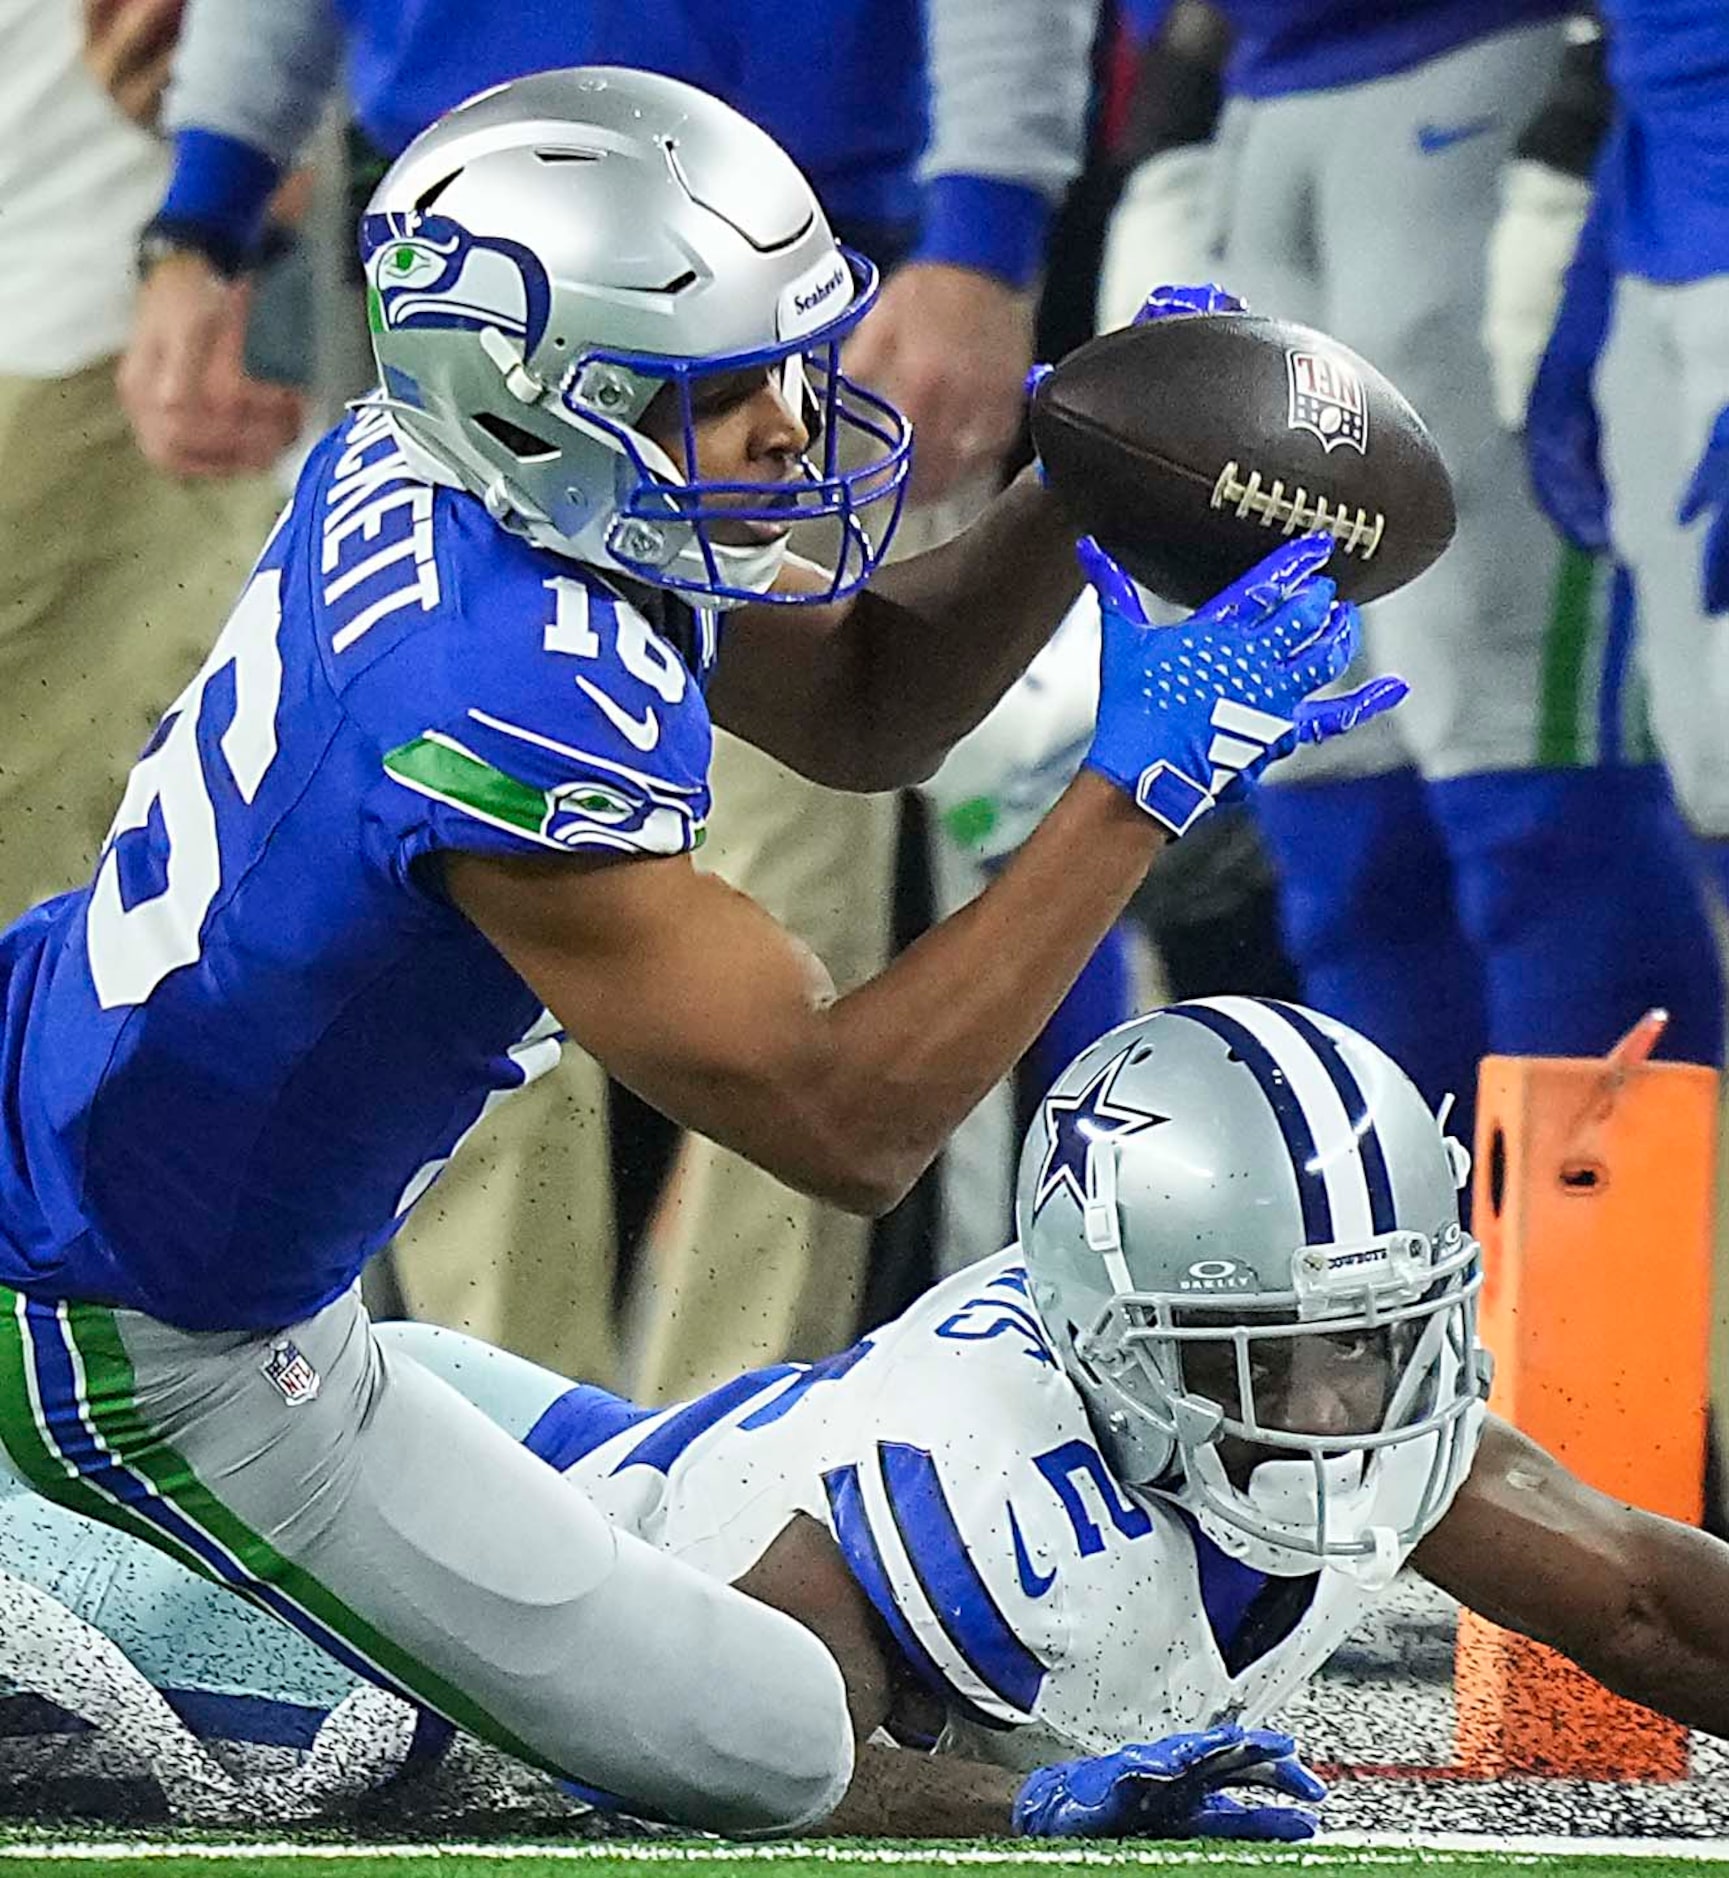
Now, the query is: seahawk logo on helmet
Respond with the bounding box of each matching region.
[367,223,541,343]
[1019,997,1491,1583]
[359,66,911,611]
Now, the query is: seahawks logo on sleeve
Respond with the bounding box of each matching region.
[383,716,706,856]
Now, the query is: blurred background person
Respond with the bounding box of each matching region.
[1512,0,1729,1523]
[1523,1,1729,905]
[0,0,286,926]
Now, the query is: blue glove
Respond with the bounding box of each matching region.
[1081,534,1406,836]
[1013,1723,1327,1841]
[1133,281,1247,324]
[1679,403,1729,617]
[1525,184,1615,554]
[1025,284,1247,452]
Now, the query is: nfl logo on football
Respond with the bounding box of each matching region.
[262,1338,321,1407]
[1286,349,1369,454]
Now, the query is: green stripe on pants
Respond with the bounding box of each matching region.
[1536,545,1597,767]
[6,1290,555,1775]
[0,1291,214,1583]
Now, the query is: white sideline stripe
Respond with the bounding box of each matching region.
[7,1841,1729,1864]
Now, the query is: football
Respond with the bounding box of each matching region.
[1029,313,1456,608]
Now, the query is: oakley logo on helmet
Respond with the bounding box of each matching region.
[1179,1258,1252,1291]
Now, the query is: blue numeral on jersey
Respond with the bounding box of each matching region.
[935,1271,1055,1368]
[1033,1438,1154,1557]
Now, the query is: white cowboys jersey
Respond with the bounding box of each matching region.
[528,1248,1406,1772]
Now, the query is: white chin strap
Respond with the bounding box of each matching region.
[1185,1447,1403,1588]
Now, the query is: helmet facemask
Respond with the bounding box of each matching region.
[557,285,911,606]
[1075,1152,1487,1582]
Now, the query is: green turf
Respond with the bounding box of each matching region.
[1,1845,1729,1878]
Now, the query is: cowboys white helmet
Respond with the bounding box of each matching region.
[362,67,911,608]
[1018,997,1489,1581]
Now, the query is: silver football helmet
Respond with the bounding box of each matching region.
[361,67,911,608]
[1018,997,1489,1581]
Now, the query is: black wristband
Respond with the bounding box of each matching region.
[135,213,254,283]
[1514,29,1612,182]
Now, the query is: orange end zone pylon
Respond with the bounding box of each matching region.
[1454,1010,1719,1781]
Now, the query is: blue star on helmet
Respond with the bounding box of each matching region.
[1035,1048,1167,1213]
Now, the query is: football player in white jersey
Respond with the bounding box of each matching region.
[8,997,1729,1838]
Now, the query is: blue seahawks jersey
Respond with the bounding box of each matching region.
[1600,0,1729,282]
[0,402,714,1333]
[1215,0,1563,100]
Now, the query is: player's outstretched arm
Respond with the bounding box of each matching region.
[1412,1414,1729,1738]
[707,468,1087,791]
[444,768,1160,1215]
[447,537,1388,1214]
[729,1516,1024,1835]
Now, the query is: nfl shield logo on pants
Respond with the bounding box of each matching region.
[263,1338,321,1407]
[1286,349,1369,454]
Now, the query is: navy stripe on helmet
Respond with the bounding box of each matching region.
[1268,1001,1398,1235]
[1165,1004,1333,1243]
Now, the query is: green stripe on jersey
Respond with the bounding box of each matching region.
[1536,545,1596,767]
[384,733,555,843]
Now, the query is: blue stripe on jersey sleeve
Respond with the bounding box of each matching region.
[877,1442,1046,1717]
[523,1384,658,1473]
[823,1462,955,1707]
[607,1365,799,1476]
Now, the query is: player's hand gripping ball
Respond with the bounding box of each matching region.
[1031,293,1456,608]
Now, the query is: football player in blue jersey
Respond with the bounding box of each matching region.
[1101,0,1724,1169]
[1523,0,1729,911]
[9,1000,1729,1837]
[0,68,1405,1834]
